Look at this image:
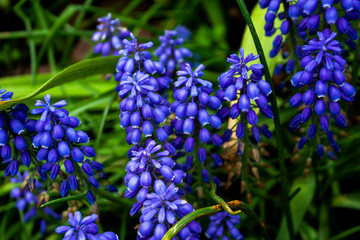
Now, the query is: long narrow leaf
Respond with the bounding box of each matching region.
[0,56,118,111]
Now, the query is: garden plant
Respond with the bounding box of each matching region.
[1,0,360,239]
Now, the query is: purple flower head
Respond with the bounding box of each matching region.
[154,29,192,76]
[119,33,153,61]
[118,71,153,99]
[92,13,130,56]
[175,63,212,96]
[31,94,67,122]
[137,179,200,239]
[31,95,101,201]
[9,170,61,230]
[206,211,244,240]
[289,30,355,153]
[218,48,272,143]
[302,31,342,65]
[55,211,105,240]
[170,63,225,165]
[124,140,185,199]
[0,97,36,176]
[175,25,192,40]
[115,32,169,92]
[118,70,171,142]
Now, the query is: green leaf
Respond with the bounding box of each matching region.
[0,56,119,111]
[240,4,282,75]
[276,176,316,240]
[299,221,318,240]
[331,225,360,240]
[332,193,360,210]
[41,190,88,208]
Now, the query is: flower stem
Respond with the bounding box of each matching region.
[235,1,295,239]
[162,199,268,240]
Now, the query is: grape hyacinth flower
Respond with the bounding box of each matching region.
[92,13,130,56]
[137,179,201,240]
[260,0,296,71]
[55,211,118,240]
[218,48,273,146]
[125,140,186,213]
[118,71,172,145]
[289,29,356,153]
[116,33,167,85]
[31,94,103,202]
[206,211,244,240]
[175,25,192,41]
[10,171,61,235]
[0,88,37,177]
[154,30,192,76]
[170,63,226,179]
[261,0,360,77]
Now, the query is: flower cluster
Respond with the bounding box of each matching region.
[115,33,170,88]
[0,88,37,177]
[260,0,296,75]
[154,30,192,76]
[171,63,226,182]
[10,171,61,236]
[218,48,273,146]
[260,0,358,156]
[113,26,202,239]
[206,211,244,240]
[31,94,102,203]
[290,0,359,42]
[261,0,360,76]
[92,13,130,56]
[125,140,185,209]
[55,211,118,240]
[137,179,201,240]
[118,70,171,145]
[289,29,355,154]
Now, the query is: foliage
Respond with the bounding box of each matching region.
[0,0,360,240]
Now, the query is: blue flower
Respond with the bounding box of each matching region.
[118,71,153,99]
[56,211,119,240]
[31,94,101,202]
[206,211,244,240]
[302,31,342,64]
[115,33,167,89]
[289,29,355,153]
[218,48,273,144]
[154,30,192,76]
[0,92,36,176]
[175,63,212,94]
[92,13,130,56]
[124,140,185,201]
[175,25,192,40]
[10,171,61,235]
[118,71,171,143]
[137,179,201,240]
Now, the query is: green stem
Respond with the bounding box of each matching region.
[40,189,88,208]
[351,36,360,91]
[331,225,360,240]
[0,29,93,39]
[60,0,93,67]
[14,0,37,85]
[210,183,241,215]
[235,1,295,239]
[73,160,132,206]
[162,200,265,240]
[32,0,57,74]
[95,92,117,150]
